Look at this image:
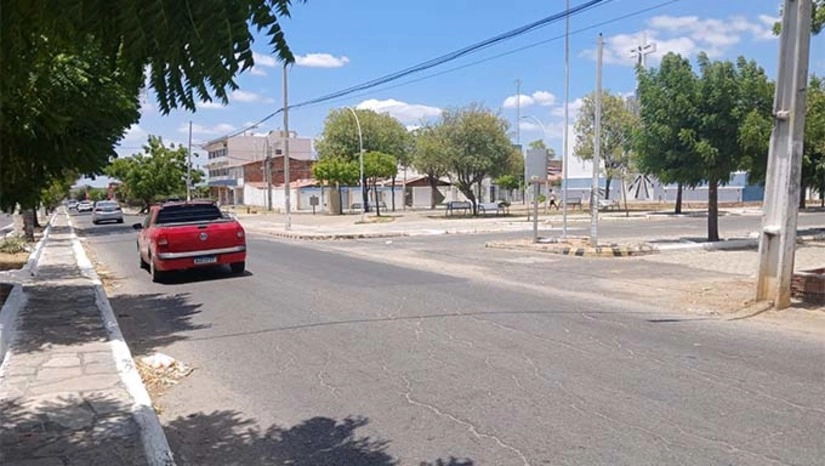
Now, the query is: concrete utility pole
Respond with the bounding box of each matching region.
[282,64,292,230]
[562,0,571,239]
[516,78,522,147]
[266,140,273,212]
[630,32,656,69]
[187,121,193,201]
[756,0,813,309]
[590,34,603,248]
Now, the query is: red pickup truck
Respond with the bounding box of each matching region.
[133,201,246,282]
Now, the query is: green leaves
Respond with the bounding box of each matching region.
[312,157,360,187]
[573,90,639,181]
[105,135,198,205]
[315,109,411,163]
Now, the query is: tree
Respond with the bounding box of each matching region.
[363,152,398,216]
[105,136,202,210]
[773,0,824,35]
[315,109,409,211]
[439,104,514,215]
[312,156,360,215]
[411,125,450,209]
[635,53,705,214]
[574,90,639,200]
[0,37,142,213]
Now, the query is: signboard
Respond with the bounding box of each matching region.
[524,148,549,182]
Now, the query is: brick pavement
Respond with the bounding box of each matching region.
[0,216,150,465]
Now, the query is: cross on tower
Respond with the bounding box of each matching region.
[629,33,657,68]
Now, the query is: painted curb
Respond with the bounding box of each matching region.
[485,241,657,257]
[0,284,26,373]
[67,214,176,466]
[653,238,758,254]
[261,230,410,241]
[24,212,58,277]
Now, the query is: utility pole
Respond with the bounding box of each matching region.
[590,34,603,248]
[630,33,656,112]
[187,121,193,201]
[562,0,570,239]
[516,78,522,147]
[266,140,273,211]
[282,64,292,230]
[756,0,813,309]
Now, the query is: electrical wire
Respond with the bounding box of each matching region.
[205,0,614,144]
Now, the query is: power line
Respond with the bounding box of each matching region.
[205,0,613,144]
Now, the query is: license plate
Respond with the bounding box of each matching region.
[194,256,217,264]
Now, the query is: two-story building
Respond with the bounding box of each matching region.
[203,130,313,205]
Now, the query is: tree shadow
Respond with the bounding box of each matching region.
[108,292,208,357]
[164,410,473,466]
[0,393,145,464]
[72,221,139,238]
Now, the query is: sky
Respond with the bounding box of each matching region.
[90,0,825,187]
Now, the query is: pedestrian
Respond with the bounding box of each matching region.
[549,189,559,210]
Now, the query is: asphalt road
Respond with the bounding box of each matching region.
[75,212,825,465]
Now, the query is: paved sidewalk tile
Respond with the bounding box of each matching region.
[0,217,147,465]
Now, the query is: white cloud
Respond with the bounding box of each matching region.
[295,53,350,68]
[253,52,279,68]
[250,67,268,77]
[199,100,226,109]
[231,90,275,104]
[503,90,557,109]
[406,124,422,132]
[588,14,777,67]
[122,124,147,142]
[356,98,441,123]
[551,98,585,118]
[181,123,236,135]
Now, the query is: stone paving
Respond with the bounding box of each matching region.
[0,219,146,465]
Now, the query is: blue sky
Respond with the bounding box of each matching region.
[102,0,825,186]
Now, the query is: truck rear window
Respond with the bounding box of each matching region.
[155,204,224,224]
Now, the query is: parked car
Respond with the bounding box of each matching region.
[76,201,93,213]
[67,200,79,210]
[134,201,246,282]
[92,200,124,224]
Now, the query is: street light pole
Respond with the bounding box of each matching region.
[562,0,571,239]
[187,121,193,201]
[282,64,291,230]
[590,34,604,248]
[346,107,366,223]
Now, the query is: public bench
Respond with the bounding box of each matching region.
[350,201,387,211]
[445,201,472,216]
[565,198,583,210]
[598,199,618,211]
[478,202,503,215]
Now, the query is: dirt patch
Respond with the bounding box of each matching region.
[0,252,28,271]
[487,237,656,257]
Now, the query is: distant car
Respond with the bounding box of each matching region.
[92,200,124,224]
[67,200,79,210]
[76,201,93,213]
[134,201,246,282]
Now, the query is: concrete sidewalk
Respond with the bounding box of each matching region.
[0,213,171,465]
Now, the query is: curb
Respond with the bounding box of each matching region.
[0,284,26,371]
[260,229,410,241]
[652,238,758,254]
[485,241,657,257]
[24,212,58,277]
[67,215,176,466]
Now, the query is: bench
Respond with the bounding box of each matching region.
[445,201,472,216]
[598,199,618,211]
[351,201,387,211]
[478,202,502,215]
[565,198,583,210]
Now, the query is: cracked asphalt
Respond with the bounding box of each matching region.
[74,212,825,465]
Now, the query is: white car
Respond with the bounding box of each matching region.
[67,200,79,210]
[76,201,93,213]
[91,201,124,224]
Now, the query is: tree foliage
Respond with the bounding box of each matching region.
[315,109,410,163]
[1,0,305,114]
[105,136,202,208]
[411,125,450,209]
[574,90,639,199]
[0,38,141,212]
[439,104,514,215]
[636,52,774,241]
[773,0,824,35]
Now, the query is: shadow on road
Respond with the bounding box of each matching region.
[164,410,473,466]
[108,292,208,357]
[148,267,254,286]
[71,221,136,238]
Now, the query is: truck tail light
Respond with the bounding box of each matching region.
[236,229,245,239]
[157,236,169,247]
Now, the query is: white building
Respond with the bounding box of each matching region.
[203,130,312,204]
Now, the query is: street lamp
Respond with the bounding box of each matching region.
[345,107,366,223]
